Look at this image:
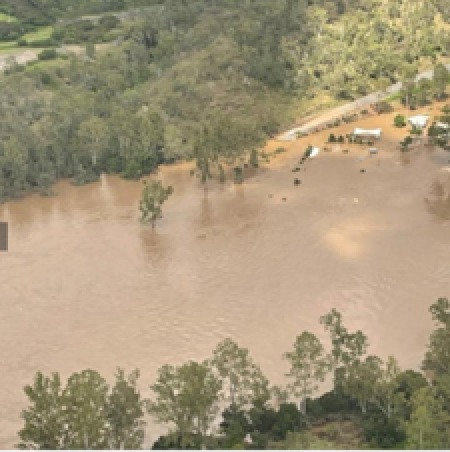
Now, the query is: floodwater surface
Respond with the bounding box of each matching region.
[0,106,449,447]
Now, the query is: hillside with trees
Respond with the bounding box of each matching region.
[0,0,450,202]
[18,298,450,449]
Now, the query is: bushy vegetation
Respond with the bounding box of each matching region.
[1,0,450,203]
[18,298,450,450]
[394,114,407,128]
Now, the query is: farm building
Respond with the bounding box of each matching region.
[353,128,382,141]
[408,115,429,128]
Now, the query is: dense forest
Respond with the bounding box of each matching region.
[0,0,450,202]
[18,298,450,449]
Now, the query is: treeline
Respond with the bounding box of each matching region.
[1,0,450,202]
[18,298,450,450]
[398,63,450,110]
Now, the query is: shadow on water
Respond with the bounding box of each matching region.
[425,177,450,221]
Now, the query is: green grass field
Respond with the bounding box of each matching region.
[22,26,54,43]
[0,12,18,23]
[0,41,18,53]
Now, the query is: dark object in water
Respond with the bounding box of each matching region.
[360,169,366,173]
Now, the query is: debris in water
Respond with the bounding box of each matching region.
[360,169,366,173]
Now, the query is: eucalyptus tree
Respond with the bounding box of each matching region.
[77,116,110,166]
[320,308,368,371]
[422,297,450,376]
[338,355,382,415]
[283,332,330,414]
[148,361,222,447]
[433,63,449,100]
[406,379,450,449]
[211,338,270,410]
[371,356,403,420]
[18,369,147,450]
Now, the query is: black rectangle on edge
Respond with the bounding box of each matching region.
[0,222,8,251]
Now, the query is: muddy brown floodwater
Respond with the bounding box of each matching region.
[1,105,450,447]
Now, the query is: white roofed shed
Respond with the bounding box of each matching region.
[408,115,429,128]
[353,128,382,139]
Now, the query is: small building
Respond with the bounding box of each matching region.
[369,148,378,155]
[353,128,382,142]
[408,115,429,129]
[351,128,382,144]
[309,147,320,158]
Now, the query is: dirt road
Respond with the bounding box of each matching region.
[279,64,450,140]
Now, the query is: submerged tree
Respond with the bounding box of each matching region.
[139,180,174,228]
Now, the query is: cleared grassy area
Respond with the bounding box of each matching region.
[0,12,18,22]
[0,41,18,53]
[22,26,53,43]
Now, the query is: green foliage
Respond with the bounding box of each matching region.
[271,431,337,450]
[107,368,146,449]
[373,101,393,114]
[394,114,406,128]
[320,308,368,370]
[211,338,270,410]
[219,405,250,449]
[362,413,405,449]
[18,369,146,450]
[410,125,423,136]
[139,180,173,228]
[148,361,221,446]
[400,136,413,152]
[152,432,203,450]
[422,297,450,376]
[2,0,450,202]
[37,48,58,60]
[406,377,450,449]
[284,332,330,414]
[433,63,449,99]
[52,16,122,45]
[15,298,450,450]
[233,167,244,184]
[249,149,259,168]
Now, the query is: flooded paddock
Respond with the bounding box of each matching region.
[0,104,449,447]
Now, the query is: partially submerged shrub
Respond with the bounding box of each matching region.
[394,114,407,128]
